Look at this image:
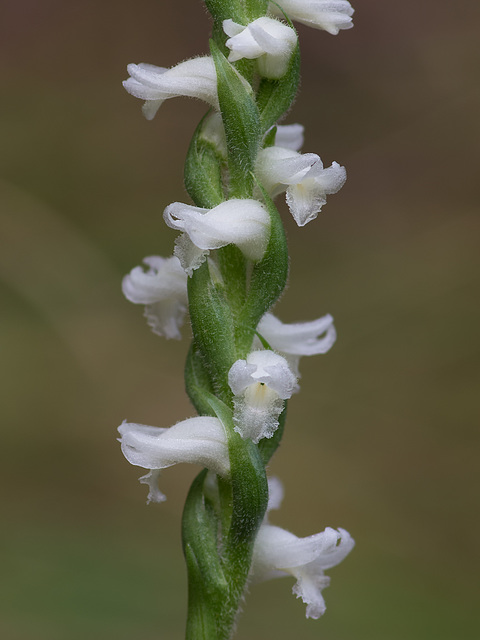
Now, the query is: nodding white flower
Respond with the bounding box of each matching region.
[251,477,355,619]
[228,350,297,443]
[163,199,271,275]
[274,123,305,152]
[223,17,297,79]
[256,145,346,226]
[118,417,229,503]
[257,312,336,375]
[123,56,219,120]
[269,0,354,35]
[122,256,188,340]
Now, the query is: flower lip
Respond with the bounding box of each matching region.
[228,350,297,399]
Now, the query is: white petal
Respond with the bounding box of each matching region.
[139,469,166,504]
[122,256,187,304]
[258,312,336,356]
[267,476,285,513]
[174,233,210,276]
[274,123,305,151]
[224,19,265,62]
[122,256,188,339]
[286,160,346,226]
[292,573,329,619]
[255,524,340,569]
[269,0,354,35]
[256,146,319,196]
[123,57,220,118]
[251,522,354,619]
[224,17,297,79]
[118,417,230,477]
[228,350,297,399]
[233,389,284,443]
[164,199,271,264]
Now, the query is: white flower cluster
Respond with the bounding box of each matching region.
[120,0,355,620]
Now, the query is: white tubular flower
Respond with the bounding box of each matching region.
[224,17,297,79]
[122,256,188,340]
[251,477,355,619]
[228,350,297,443]
[163,199,271,276]
[269,0,354,35]
[257,312,336,375]
[123,56,219,120]
[274,123,305,151]
[118,417,229,503]
[256,145,346,226]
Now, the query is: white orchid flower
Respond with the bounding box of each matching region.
[118,417,229,503]
[257,312,336,375]
[163,199,271,276]
[228,350,297,443]
[123,56,219,120]
[223,17,297,79]
[269,0,354,35]
[251,476,355,619]
[274,123,305,151]
[122,256,188,340]
[256,145,346,226]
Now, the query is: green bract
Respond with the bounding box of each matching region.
[184,115,225,209]
[211,40,262,198]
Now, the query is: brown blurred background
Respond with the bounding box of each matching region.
[1,1,479,638]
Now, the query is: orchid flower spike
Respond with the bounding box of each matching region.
[228,350,297,443]
[257,312,337,376]
[123,56,220,120]
[118,417,229,504]
[223,17,297,79]
[122,256,188,340]
[163,199,271,275]
[256,145,346,226]
[269,0,354,35]
[251,476,355,619]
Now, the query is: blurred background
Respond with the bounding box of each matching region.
[1,1,479,638]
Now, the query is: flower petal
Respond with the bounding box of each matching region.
[258,312,336,356]
[224,17,297,79]
[123,56,220,118]
[122,256,188,339]
[274,123,305,151]
[118,417,230,476]
[164,199,271,270]
[269,0,354,35]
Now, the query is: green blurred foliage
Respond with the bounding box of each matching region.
[1,1,479,638]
